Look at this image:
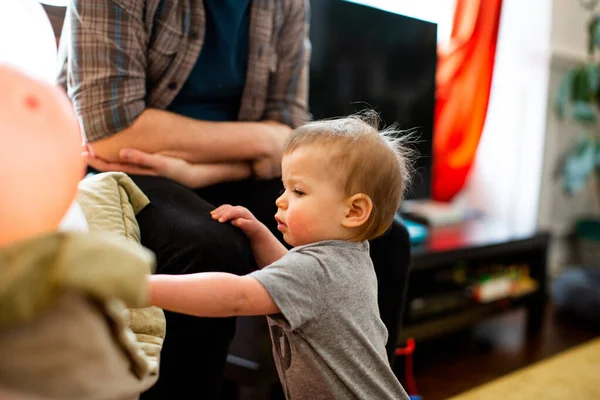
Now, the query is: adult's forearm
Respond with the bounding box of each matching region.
[90,108,281,163]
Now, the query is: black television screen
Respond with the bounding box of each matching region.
[309,0,437,200]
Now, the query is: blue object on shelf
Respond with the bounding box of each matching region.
[395,215,428,245]
[409,396,422,400]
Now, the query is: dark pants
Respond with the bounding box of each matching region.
[135,176,283,400]
[133,176,410,399]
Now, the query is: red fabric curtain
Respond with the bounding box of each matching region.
[432,0,503,202]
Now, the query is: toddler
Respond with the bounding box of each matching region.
[149,113,412,400]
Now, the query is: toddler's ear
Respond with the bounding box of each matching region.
[342,194,373,229]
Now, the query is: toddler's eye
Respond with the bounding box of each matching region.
[293,189,305,197]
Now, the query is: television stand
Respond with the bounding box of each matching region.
[399,218,550,344]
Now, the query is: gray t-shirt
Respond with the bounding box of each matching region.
[249,240,409,400]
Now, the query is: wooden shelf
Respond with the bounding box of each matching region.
[399,292,538,343]
[399,219,550,345]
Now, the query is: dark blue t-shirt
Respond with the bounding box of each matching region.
[167,0,251,121]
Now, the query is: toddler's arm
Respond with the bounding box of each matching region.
[149,273,279,317]
[211,205,287,268]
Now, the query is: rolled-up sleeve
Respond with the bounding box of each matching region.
[58,0,147,142]
[264,0,311,129]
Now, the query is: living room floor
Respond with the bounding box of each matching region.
[401,304,599,400]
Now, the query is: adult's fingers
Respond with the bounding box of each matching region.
[83,152,156,176]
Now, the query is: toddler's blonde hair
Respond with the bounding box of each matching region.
[284,111,414,241]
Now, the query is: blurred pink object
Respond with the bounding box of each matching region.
[0,0,84,246]
[0,65,84,247]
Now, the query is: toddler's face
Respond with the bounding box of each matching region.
[275,147,349,246]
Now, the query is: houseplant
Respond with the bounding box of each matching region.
[555,0,600,267]
[556,0,600,193]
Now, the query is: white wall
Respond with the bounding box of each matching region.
[459,0,553,234]
[344,0,456,42]
[550,0,589,59]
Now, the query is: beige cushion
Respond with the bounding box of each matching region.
[75,172,166,379]
[76,172,150,246]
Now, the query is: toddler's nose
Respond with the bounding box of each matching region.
[275,192,287,209]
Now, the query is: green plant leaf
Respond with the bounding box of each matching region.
[556,69,575,118]
[595,141,600,168]
[562,135,597,194]
[572,68,586,101]
[571,101,597,122]
[574,67,597,102]
[586,64,600,94]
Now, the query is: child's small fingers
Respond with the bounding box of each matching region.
[211,205,229,214]
[211,205,234,220]
[218,209,237,223]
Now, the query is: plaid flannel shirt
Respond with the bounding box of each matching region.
[57,0,310,142]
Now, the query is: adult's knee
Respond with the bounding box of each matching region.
[130,177,254,277]
[155,218,252,276]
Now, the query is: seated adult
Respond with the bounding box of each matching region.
[58,1,310,398]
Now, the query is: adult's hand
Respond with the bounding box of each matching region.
[83,144,157,176]
[84,146,252,188]
[252,121,292,180]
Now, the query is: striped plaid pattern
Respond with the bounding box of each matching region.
[57,0,310,142]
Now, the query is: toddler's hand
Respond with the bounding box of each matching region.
[211,205,262,237]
